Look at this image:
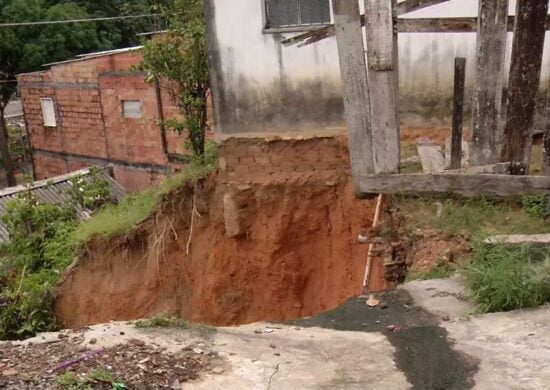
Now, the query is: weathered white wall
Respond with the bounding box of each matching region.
[207,0,550,133]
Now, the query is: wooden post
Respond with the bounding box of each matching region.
[450,58,466,170]
[470,0,508,166]
[332,0,374,179]
[501,0,549,173]
[543,77,550,176]
[365,0,400,173]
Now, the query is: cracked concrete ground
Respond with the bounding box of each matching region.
[2,277,549,389]
[403,277,550,390]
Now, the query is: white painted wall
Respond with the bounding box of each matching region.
[209,0,550,133]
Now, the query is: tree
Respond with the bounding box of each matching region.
[140,0,209,158]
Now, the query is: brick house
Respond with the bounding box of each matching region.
[17,47,188,192]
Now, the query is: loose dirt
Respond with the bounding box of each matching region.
[0,334,213,389]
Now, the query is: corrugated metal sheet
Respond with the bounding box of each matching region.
[0,167,126,243]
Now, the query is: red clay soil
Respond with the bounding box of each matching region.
[401,127,472,145]
[55,174,383,328]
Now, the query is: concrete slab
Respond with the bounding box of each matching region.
[13,322,409,390]
[484,233,550,245]
[185,324,409,390]
[402,277,550,390]
[401,275,475,321]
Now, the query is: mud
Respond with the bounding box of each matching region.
[288,289,479,390]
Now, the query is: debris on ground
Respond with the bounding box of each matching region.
[0,334,216,389]
[366,295,381,307]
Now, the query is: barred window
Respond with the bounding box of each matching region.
[265,0,331,29]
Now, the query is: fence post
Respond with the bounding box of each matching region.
[450,57,466,170]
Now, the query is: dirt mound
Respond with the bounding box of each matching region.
[55,172,380,328]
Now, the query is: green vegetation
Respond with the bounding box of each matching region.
[406,263,455,282]
[134,313,188,328]
[399,195,550,314]
[0,169,114,339]
[73,143,217,242]
[140,0,209,157]
[463,244,550,313]
[397,196,550,238]
[521,194,548,218]
[56,368,126,390]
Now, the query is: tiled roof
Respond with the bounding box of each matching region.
[0,167,126,243]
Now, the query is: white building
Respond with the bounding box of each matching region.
[205,0,550,134]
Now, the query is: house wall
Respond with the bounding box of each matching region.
[206,0,550,134]
[18,51,188,192]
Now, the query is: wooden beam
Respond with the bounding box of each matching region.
[395,0,450,16]
[358,173,550,197]
[446,162,511,174]
[450,57,466,170]
[366,0,399,173]
[501,0,549,172]
[397,17,477,33]
[282,16,550,46]
[470,0,509,166]
[332,0,374,180]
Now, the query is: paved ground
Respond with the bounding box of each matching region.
[405,277,550,390]
[1,277,549,389]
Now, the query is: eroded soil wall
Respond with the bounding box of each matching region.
[55,136,380,328]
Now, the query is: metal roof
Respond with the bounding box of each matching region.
[42,46,142,67]
[0,167,126,243]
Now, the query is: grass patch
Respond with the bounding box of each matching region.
[134,313,188,329]
[73,143,217,243]
[406,263,455,281]
[463,244,550,313]
[57,368,125,390]
[134,314,216,336]
[397,195,550,238]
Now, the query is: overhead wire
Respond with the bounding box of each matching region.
[0,13,161,27]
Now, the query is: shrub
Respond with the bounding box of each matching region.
[522,194,548,218]
[0,169,113,340]
[67,167,112,211]
[0,190,77,339]
[463,244,550,313]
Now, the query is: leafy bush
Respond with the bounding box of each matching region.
[463,244,550,313]
[0,191,77,339]
[67,167,112,211]
[0,169,113,340]
[522,194,548,218]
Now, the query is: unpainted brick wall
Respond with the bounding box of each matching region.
[218,136,351,184]
[33,154,67,178]
[112,166,165,191]
[99,74,167,165]
[18,50,189,192]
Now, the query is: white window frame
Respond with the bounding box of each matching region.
[122,100,142,119]
[40,98,57,127]
[263,0,333,33]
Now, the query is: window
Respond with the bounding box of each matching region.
[40,98,57,127]
[122,100,142,118]
[265,0,331,30]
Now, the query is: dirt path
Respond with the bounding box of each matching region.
[1,277,549,389]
